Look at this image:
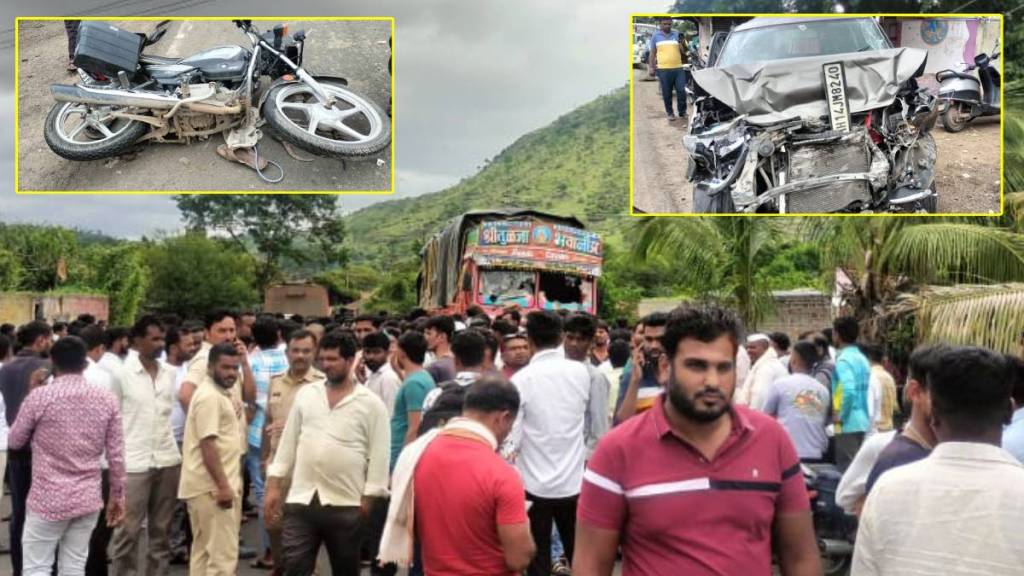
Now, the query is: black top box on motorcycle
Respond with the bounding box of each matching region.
[73,21,142,78]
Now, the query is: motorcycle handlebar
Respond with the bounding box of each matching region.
[234,19,252,29]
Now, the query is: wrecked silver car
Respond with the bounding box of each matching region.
[686,17,939,213]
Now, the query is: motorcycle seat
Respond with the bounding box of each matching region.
[140,54,183,65]
[936,69,975,83]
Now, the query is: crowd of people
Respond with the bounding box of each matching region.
[0,303,1021,576]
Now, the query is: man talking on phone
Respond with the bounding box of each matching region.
[614,313,670,424]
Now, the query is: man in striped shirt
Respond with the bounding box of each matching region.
[648,18,688,121]
[574,305,820,576]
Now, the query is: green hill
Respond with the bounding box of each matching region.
[344,86,629,265]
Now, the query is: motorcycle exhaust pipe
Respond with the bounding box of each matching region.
[51,83,179,110]
[818,538,854,556]
[50,84,242,115]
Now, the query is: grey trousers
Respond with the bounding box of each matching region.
[283,496,365,576]
[110,465,181,576]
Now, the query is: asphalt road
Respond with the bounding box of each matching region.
[631,68,1002,215]
[16,19,392,192]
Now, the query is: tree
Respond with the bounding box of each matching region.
[895,283,1024,355]
[174,196,347,290]
[632,218,780,328]
[807,204,1024,336]
[80,244,148,326]
[0,248,23,291]
[143,234,259,318]
[0,224,79,291]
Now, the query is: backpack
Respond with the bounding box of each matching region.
[418,380,468,436]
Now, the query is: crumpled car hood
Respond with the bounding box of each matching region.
[693,47,928,125]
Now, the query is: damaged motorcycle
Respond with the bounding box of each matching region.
[685,17,939,214]
[44,20,390,165]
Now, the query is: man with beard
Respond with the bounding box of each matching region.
[563,314,610,456]
[574,305,820,576]
[615,313,670,423]
[261,330,324,576]
[590,321,611,369]
[737,333,788,411]
[178,343,246,576]
[265,331,390,576]
[362,332,402,417]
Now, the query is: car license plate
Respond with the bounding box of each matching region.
[823,61,851,132]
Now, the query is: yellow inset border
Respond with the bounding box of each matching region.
[628,12,1005,217]
[14,16,395,195]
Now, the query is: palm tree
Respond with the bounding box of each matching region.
[631,217,779,328]
[893,283,1024,355]
[807,196,1024,335]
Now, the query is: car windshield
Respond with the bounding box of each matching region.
[716,19,890,67]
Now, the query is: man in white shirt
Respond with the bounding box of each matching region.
[109,316,182,576]
[853,347,1024,576]
[98,326,130,374]
[737,333,787,411]
[505,311,594,576]
[361,331,401,416]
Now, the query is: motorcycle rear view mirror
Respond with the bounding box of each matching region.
[144,20,171,46]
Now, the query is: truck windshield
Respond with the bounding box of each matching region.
[716,18,890,67]
[538,272,592,312]
[478,269,535,308]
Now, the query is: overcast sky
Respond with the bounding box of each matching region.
[0,0,668,238]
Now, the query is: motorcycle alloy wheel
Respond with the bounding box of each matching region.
[43,102,148,161]
[262,82,390,158]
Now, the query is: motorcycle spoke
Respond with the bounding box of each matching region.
[306,117,320,135]
[66,121,89,140]
[328,119,367,140]
[90,120,115,138]
[333,106,363,120]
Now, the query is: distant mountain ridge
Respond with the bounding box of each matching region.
[343,86,629,265]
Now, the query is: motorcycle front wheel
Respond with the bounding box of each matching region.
[941,102,969,133]
[262,81,390,158]
[43,102,149,161]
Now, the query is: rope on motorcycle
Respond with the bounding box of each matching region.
[253,144,284,183]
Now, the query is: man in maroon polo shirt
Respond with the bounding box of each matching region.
[573,305,821,576]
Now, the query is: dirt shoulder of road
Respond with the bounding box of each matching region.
[16,20,392,192]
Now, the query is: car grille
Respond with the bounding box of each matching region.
[785,131,873,213]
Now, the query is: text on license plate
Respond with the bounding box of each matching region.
[823,61,851,133]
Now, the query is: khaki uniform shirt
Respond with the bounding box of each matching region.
[178,378,244,499]
[265,367,326,463]
[268,383,390,507]
[185,342,247,453]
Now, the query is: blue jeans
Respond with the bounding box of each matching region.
[656,68,688,117]
[245,444,270,556]
[551,525,564,561]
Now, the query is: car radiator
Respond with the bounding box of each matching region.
[784,130,873,213]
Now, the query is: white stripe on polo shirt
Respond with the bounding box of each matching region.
[625,477,711,498]
[583,468,624,494]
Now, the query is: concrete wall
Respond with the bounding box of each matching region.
[756,289,833,339]
[894,17,1001,92]
[0,292,109,326]
[637,288,832,339]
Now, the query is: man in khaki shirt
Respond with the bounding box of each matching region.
[260,329,324,575]
[178,309,256,455]
[110,316,182,576]
[178,343,245,576]
[265,331,390,576]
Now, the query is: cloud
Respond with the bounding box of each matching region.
[0,0,668,237]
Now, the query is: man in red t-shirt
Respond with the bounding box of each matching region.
[414,376,535,575]
[574,305,821,576]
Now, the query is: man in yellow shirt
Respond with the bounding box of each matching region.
[648,17,689,121]
[177,343,246,576]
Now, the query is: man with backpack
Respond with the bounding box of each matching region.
[419,329,488,434]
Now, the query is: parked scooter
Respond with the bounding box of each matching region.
[936,41,1000,133]
[804,463,857,576]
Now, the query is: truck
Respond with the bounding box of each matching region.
[417,210,603,316]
